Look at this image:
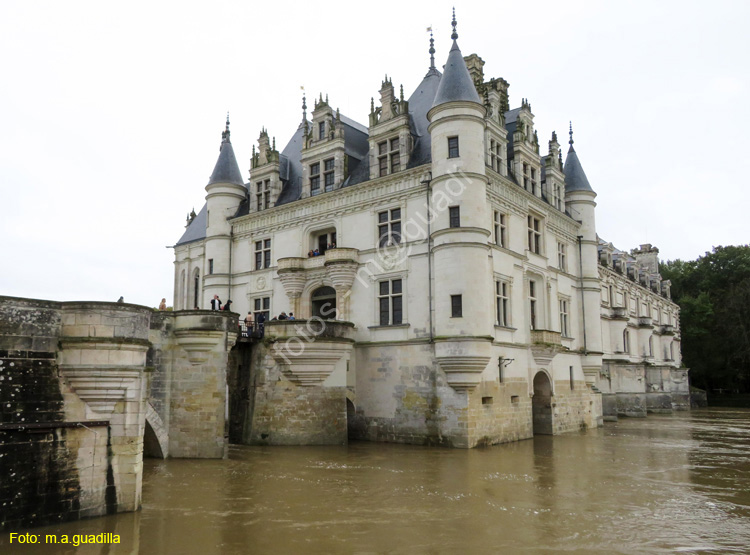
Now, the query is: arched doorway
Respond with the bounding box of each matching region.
[532,371,553,435]
[311,286,337,319]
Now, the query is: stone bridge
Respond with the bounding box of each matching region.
[0,297,241,530]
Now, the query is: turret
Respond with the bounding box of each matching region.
[563,124,602,384]
[203,115,246,307]
[426,11,492,391]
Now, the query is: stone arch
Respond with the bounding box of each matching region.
[346,390,362,441]
[532,371,553,435]
[143,403,169,459]
[311,286,337,320]
[298,277,334,318]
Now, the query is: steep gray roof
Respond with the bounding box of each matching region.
[406,69,442,168]
[175,203,207,246]
[564,144,594,193]
[208,139,244,186]
[432,40,481,107]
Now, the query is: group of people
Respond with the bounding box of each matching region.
[210,295,233,311]
[307,243,336,257]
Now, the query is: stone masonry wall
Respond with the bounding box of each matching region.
[167,311,237,458]
[466,379,533,446]
[549,380,598,434]
[248,344,347,445]
[0,297,114,529]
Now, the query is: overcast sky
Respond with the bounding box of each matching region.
[1,0,748,307]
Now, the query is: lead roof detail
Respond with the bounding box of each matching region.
[563,124,594,193]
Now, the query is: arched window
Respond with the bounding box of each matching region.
[311,286,337,319]
[623,329,630,354]
[179,269,186,310]
[192,268,200,309]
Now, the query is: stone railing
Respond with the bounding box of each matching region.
[611,307,628,320]
[266,320,355,386]
[660,324,675,335]
[278,248,359,272]
[530,329,562,346]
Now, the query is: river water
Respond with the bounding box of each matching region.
[6,408,750,554]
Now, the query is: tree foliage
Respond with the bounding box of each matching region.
[661,245,750,393]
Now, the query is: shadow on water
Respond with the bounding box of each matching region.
[4,409,750,554]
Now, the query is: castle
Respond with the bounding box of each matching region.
[0,13,691,531]
[172,15,687,447]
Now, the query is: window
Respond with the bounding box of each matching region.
[390,137,400,173]
[253,297,270,322]
[377,138,400,176]
[496,281,509,327]
[378,279,403,325]
[529,280,538,330]
[523,164,538,194]
[648,336,653,357]
[378,208,402,246]
[256,179,270,210]
[527,215,541,254]
[448,136,459,158]
[318,121,325,140]
[569,366,575,390]
[554,183,563,210]
[451,295,462,317]
[324,158,335,192]
[623,329,630,354]
[208,259,214,275]
[255,239,272,270]
[310,163,320,195]
[489,139,502,173]
[558,242,567,272]
[449,206,460,228]
[559,299,569,337]
[494,211,506,247]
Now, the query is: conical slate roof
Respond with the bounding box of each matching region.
[432,40,481,107]
[208,139,244,186]
[564,144,594,193]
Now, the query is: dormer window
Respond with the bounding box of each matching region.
[256,179,270,210]
[310,163,321,196]
[489,139,502,173]
[378,138,400,177]
[318,121,326,141]
[324,158,335,192]
[523,164,537,194]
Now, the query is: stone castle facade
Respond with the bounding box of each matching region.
[172,17,687,447]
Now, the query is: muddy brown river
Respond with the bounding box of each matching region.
[5,408,750,554]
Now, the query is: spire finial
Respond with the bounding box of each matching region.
[451,7,458,40]
[302,89,307,123]
[569,121,574,145]
[222,112,230,143]
[428,26,436,69]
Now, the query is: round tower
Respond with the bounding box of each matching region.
[426,13,492,391]
[203,116,247,308]
[563,125,603,384]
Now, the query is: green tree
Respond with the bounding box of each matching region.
[661,245,750,393]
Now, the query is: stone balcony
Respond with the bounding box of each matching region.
[530,329,562,346]
[611,307,629,320]
[277,248,359,272]
[529,329,564,366]
[266,320,355,386]
[660,324,675,335]
[638,317,653,328]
